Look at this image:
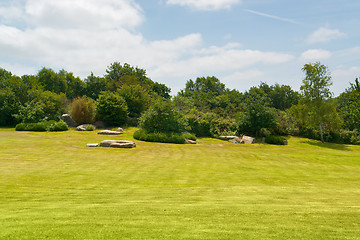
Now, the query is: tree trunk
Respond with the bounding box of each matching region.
[318,107,324,143]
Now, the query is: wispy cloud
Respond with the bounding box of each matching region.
[307,27,347,44]
[245,9,298,24]
[166,0,242,11]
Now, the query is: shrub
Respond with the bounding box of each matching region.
[85,125,95,131]
[210,117,237,137]
[265,135,287,145]
[139,100,187,134]
[118,84,151,118]
[13,90,66,123]
[96,91,128,126]
[15,120,68,132]
[133,129,196,144]
[48,120,69,132]
[186,112,212,137]
[69,96,96,124]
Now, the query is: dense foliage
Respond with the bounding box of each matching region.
[15,120,68,132]
[139,100,188,134]
[69,96,96,124]
[95,91,128,126]
[133,129,196,144]
[1,62,359,145]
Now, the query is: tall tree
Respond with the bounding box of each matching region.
[300,62,333,143]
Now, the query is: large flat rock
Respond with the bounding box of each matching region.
[97,130,123,135]
[100,140,136,148]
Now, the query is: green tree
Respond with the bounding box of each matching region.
[336,79,360,130]
[38,68,67,94]
[118,84,151,118]
[84,73,107,100]
[300,62,333,143]
[151,82,171,99]
[0,88,20,126]
[59,70,85,99]
[14,90,67,123]
[139,100,187,133]
[237,90,277,136]
[96,91,128,126]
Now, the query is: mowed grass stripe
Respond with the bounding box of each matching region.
[0,128,359,239]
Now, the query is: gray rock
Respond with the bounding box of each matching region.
[76,124,96,131]
[184,139,196,144]
[86,143,99,147]
[116,128,124,133]
[61,114,77,127]
[100,140,136,148]
[97,130,123,135]
[241,136,256,144]
[228,136,244,144]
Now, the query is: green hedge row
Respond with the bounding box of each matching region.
[265,135,288,145]
[134,129,196,144]
[15,120,69,132]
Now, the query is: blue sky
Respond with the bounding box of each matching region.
[0,0,359,95]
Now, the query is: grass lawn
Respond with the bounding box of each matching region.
[0,128,359,239]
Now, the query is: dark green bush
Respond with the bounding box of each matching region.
[96,91,128,126]
[48,120,69,131]
[139,100,187,134]
[265,135,287,145]
[15,120,68,132]
[134,129,196,144]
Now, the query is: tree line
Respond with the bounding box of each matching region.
[1,61,359,144]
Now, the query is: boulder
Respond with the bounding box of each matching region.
[228,136,244,144]
[241,136,256,144]
[184,139,196,144]
[100,140,136,148]
[61,114,77,127]
[76,124,96,131]
[86,143,99,147]
[116,128,124,133]
[97,130,123,135]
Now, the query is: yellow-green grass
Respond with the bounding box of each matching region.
[0,128,359,239]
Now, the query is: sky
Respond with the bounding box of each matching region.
[0,0,359,96]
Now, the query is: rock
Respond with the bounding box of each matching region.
[100,140,136,148]
[61,114,77,127]
[97,130,123,135]
[86,143,99,147]
[184,139,196,144]
[109,142,135,148]
[116,128,124,133]
[241,136,256,144]
[219,136,238,141]
[228,136,244,144]
[284,139,288,145]
[76,124,96,131]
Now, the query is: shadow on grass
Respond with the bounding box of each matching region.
[301,140,350,151]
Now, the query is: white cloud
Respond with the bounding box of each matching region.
[301,49,332,61]
[0,0,295,95]
[24,0,144,30]
[307,27,347,44]
[166,0,241,11]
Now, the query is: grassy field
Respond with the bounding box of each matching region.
[0,128,359,239]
